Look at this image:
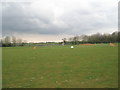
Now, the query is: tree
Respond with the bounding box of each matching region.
[80,35,88,43]
[62,38,66,45]
[118,31,120,42]
[3,36,11,46]
[69,37,73,42]
[12,36,17,46]
[73,36,79,45]
[21,40,27,46]
[111,31,118,42]
[17,38,23,46]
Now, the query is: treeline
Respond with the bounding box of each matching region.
[1,31,120,47]
[62,31,120,45]
[0,36,61,47]
[0,36,27,47]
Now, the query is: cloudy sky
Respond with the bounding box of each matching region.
[2,0,119,42]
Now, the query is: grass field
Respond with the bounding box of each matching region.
[2,44,118,88]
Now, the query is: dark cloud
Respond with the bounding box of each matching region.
[2,0,118,37]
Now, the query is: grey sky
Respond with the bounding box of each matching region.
[2,0,118,42]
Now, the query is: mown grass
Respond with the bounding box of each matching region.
[2,44,118,88]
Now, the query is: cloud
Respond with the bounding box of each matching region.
[2,0,118,41]
[2,2,69,35]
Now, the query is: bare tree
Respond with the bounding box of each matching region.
[69,37,73,42]
[12,36,17,46]
[17,38,23,46]
[3,36,11,46]
[81,35,88,42]
[118,31,120,42]
[62,38,66,45]
[73,36,79,45]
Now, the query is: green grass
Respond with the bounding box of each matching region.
[2,44,118,88]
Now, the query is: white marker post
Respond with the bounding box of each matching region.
[71,46,74,49]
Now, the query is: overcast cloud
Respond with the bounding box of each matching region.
[1,0,119,42]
